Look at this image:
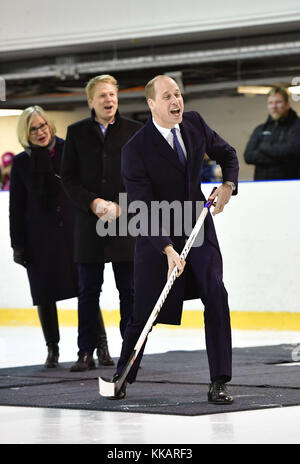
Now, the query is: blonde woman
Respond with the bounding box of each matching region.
[10,106,114,368]
[9,106,77,367]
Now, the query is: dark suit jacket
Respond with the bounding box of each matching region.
[61,111,142,263]
[121,111,239,325]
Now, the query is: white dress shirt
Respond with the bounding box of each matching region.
[152,119,187,159]
[152,118,235,190]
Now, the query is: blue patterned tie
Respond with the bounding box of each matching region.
[171,128,186,166]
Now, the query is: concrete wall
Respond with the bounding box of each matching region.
[1,180,300,313]
[2,94,300,180]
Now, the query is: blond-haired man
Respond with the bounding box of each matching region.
[61,75,142,371]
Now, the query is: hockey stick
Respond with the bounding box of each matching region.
[98,187,217,397]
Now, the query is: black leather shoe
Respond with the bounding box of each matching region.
[96,344,115,366]
[70,353,96,372]
[44,344,59,368]
[207,381,234,404]
[107,373,127,400]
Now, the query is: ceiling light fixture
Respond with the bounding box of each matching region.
[237,86,272,95]
[288,85,300,95]
[238,85,300,99]
[0,109,23,117]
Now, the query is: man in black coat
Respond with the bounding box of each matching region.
[244,87,300,180]
[61,74,142,371]
[109,75,239,403]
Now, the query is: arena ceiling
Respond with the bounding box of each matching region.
[1,20,300,112]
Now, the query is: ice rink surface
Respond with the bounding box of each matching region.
[0,325,300,445]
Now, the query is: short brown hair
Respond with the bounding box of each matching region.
[144,75,167,100]
[85,74,118,100]
[268,87,289,102]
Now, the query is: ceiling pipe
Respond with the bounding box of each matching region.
[2,74,294,108]
[2,40,300,82]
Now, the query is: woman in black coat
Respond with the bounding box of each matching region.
[9,106,79,367]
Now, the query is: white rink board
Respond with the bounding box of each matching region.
[0,180,299,313]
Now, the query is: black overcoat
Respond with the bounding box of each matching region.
[61,111,142,263]
[9,137,77,305]
[244,108,300,180]
[121,111,239,325]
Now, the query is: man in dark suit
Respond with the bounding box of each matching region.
[61,74,142,371]
[110,75,239,403]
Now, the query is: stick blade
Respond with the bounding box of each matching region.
[98,377,116,397]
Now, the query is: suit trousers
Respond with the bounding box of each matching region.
[115,239,232,383]
[77,261,134,355]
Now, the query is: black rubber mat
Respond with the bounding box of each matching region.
[0,345,299,416]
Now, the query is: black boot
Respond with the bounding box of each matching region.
[96,340,115,366]
[95,310,114,366]
[37,303,60,368]
[70,353,95,372]
[45,343,59,368]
